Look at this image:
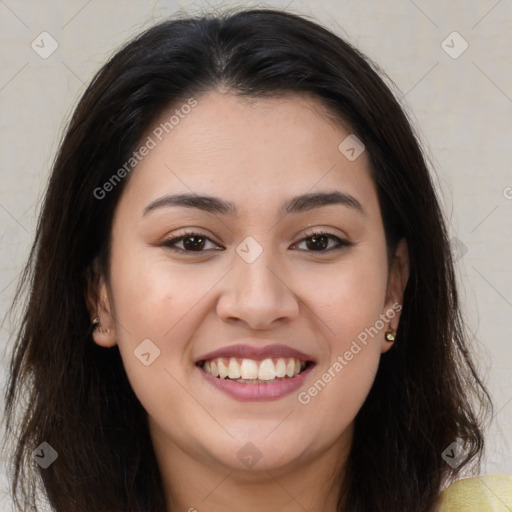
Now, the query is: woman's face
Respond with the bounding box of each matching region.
[91,91,407,474]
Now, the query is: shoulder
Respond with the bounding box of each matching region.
[435,474,512,511]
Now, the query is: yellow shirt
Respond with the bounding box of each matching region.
[437,474,512,511]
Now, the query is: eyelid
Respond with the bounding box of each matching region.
[161,230,224,253]
[162,228,352,254]
[292,229,352,252]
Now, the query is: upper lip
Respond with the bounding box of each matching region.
[196,344,316,364]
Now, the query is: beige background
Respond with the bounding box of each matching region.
[1,0,511,508]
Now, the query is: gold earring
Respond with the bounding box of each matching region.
[385,331,395,342]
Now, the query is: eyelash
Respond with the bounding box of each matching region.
[162,230,352,254]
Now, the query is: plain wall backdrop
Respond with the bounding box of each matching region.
[1,0,511,509]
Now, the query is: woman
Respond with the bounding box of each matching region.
[3,8,510,512]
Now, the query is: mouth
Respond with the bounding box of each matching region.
[194,344,316,401]
[197,356,314,384]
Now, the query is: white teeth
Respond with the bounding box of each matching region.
[240,359,259,379]
[201,357,307,381]
[228,358,241,379]
[276,358,287,377]
[218,359,228,379]
[258,359,275,380]
[286,359,295,377]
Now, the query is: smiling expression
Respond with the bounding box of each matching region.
[90,90,407,474]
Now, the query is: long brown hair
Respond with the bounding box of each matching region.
[3,8,492,511]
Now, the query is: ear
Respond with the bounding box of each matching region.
[381,238,409,353]
[85,260,117,348]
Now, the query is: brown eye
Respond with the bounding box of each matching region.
[163,232,222,253]
[305,233,330,251]
[293,231,352,253]
[182,234,206,251]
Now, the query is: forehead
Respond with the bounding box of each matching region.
[117,91,379,219]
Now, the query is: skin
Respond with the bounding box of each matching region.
[88,91,409,512]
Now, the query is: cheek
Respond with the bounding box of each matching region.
[107,253,199,425]
[295,248,388,415]
[304,251,389,345]
[109,243,200,337]
[107,246,194,380]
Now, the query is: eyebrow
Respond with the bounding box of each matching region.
[142,190,365,217]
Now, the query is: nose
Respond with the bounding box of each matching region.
[215,246,300,330]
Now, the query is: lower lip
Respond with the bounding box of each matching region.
[198,364,315,402]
